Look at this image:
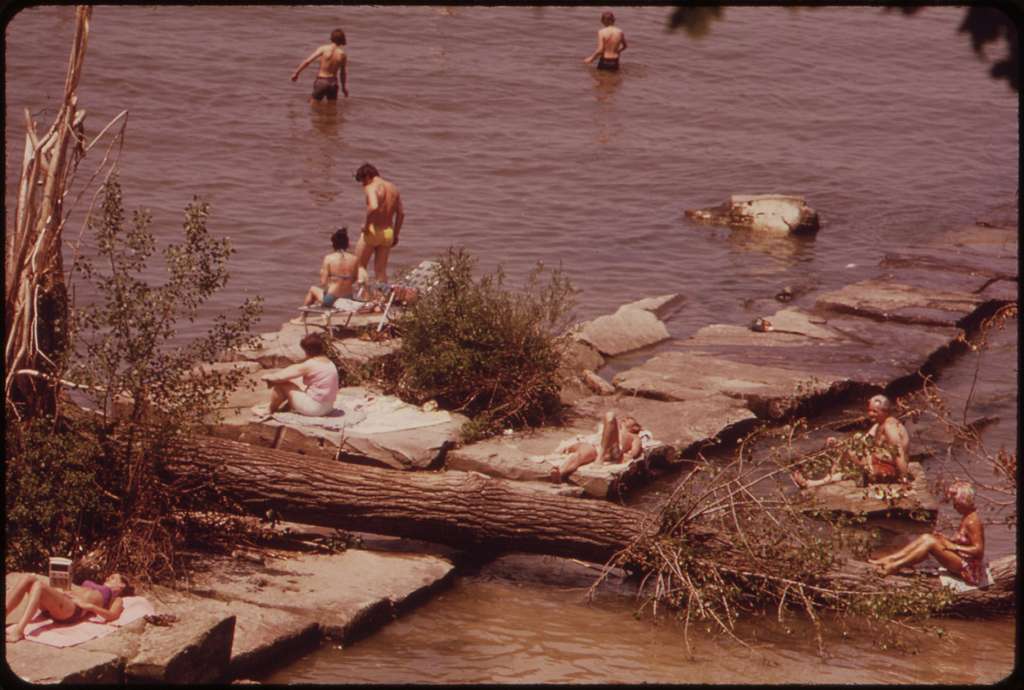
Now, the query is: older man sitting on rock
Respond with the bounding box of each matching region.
[793,394,911,489]
[551,411,647,483]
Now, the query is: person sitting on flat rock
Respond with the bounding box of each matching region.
[869,481,985,583]
[792,394,910,489]
[551,411,646,483]
[261,333,339,418]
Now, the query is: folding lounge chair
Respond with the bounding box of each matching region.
[298,296,373,334]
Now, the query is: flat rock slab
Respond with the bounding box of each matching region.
[125,610,235,684]
[678,308,962,388]
[613,350,836,419]
[188,550,455,641]
[215,386,467,469]
[798,462,938,520]
[145,587,320,680]
[574,301,673,357]
[223,322,398,369]
[448,394,751,497]
[815,280,988,328]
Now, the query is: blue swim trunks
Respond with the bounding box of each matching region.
[322,293,338,308]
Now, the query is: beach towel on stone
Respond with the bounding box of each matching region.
[10,596,156,648]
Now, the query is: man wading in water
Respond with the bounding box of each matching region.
[292,28,349,102]
[583,11,628,71]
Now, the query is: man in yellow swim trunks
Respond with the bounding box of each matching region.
[353,162,404,286]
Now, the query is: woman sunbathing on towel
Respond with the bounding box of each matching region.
[551,411,646,483]
[868,481,986,583]
[262,333,339,417]
[303,227,364,308]
[6,572,132,642]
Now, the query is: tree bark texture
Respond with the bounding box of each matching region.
[166,435,1015,614]
[166,435,654,564]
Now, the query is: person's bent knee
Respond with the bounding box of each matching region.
[604,410,617,424]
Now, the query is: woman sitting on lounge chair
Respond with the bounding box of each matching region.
[262,333,339,417]
[550,411,646,483]
[6,572,132,642]
[303,227,363,308]
[869,481,986,584]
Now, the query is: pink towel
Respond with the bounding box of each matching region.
[7,596,156,648]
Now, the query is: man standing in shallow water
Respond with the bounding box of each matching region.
[291,28,349,103]
[583,11,628,71]
[353,163,404,286]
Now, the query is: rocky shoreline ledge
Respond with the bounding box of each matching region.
[5,214,1016,683]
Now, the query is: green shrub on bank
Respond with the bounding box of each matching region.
[5,175,263,580]
[4,417,111,572]
[382,249,576,442]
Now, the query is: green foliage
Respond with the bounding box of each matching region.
[382,248,576,441]
[4,174,264,581]
[4,417,111,572]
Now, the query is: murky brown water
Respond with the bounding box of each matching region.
[5,5,1017,684]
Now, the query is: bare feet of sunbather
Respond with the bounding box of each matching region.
[791,470,809,489]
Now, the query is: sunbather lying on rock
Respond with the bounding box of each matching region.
[869,481,986,584]
[6,571,133,642]
[792,394,910,489]
[261,333,339,417]
[550,411,647,483]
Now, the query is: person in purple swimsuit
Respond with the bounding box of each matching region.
[5,572,132,642]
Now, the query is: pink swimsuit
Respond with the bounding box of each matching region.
[303,358,339,405]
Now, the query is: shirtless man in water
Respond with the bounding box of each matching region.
[291,28,349,102]
[583,11,628,71]
[353,163,404,285]
[551,411,645,483]
[792,394,911,489]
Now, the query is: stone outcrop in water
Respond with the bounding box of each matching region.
[685,194,821,235]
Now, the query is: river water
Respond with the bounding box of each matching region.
[5,5,1017,684]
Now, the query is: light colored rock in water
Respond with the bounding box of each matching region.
[575,306,670,357]
[612,350,832,419]
[798,462,938,519]
[816,280,986,328]
[686,194,820,235]
[620,293,685,318]
[126,612,235,684]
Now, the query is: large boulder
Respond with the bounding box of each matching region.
[573,300,675,357]
[686,194,820,235]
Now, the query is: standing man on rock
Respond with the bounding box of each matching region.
[583,11,628,71]
[353,163,404,286]
[291,28,349,103]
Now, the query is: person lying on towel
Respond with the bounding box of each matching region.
[551,411,649,483]
[262,333,339,417]
[6,572,133,642]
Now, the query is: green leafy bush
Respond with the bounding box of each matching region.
[382,249,576,441]
[5,174,263,580]
[4,417,111,572]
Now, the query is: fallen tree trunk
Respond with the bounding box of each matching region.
[166,435,661,564]
[165,435,1015,614]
